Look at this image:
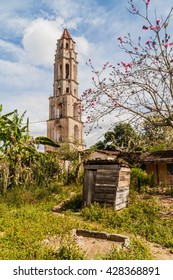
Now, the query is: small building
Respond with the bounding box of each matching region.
[140,150,173,185]
[82,160,130,210]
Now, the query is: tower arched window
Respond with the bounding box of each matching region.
[55,104,62,118]
[60,65,62,79]
[66,42,69,49]
[66,63,69,79]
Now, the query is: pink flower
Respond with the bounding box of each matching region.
[142,25,148,30]
[132,7,137,11]
[121,62,127,67]
[146,0,150,5]
[146,40,151,44]
[156,25,161,29]
[117,36,124,44]
[156,19,161,24]
[169,42,173,46]
[135,47,138,51]
[150,26,157,30]
[163,43,169,48]
[128,62,133,68]
[121,61,133,71]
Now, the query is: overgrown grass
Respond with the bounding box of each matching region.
[0,185,171,260]
[103,238,153,260]
[0,184,83,259]
[0,202,78,259]
[81,194,173,249]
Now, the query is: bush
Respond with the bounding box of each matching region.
[62,194,82,212]
[130,168,154,192]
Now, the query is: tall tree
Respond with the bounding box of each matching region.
[82,0,173,134]
[93,122,141,152]
[141,116,173,151]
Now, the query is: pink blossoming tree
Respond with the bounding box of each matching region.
[82,0,173,134]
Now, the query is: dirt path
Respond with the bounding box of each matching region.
[146,242,173,260]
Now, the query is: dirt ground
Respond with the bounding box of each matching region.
[146,241,173,260]
[73,235,122,259]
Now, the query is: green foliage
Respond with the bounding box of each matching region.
[0,183,172,260]
[35,136,59,148]
[51,237,85,260]
[81,196,173,249]
[57,144,79,161]
[0,106,60,192]
[0,187,81,259]
[141,116,173,152]
[93,122,141,151]
[103,238,153,260]
[57,144,82,185]
[62,194,82,212]
[130,168,154,191]
[32,152,60,187]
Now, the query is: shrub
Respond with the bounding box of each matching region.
[62,194,82,212]
[130,168,154,192]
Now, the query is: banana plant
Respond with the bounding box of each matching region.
[0,105,59,152]
[0,105,60,191]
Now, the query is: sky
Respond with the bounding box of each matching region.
[1,0,173,147]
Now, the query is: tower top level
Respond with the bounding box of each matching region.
[60,28,72,40]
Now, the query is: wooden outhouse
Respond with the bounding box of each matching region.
[82,160,130,210]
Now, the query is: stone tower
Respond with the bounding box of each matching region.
[47,29,84,150]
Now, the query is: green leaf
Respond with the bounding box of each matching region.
[35,136,60,147]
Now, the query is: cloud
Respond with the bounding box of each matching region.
[22,18,63,66]
[0,39,24,61]
[22,15,93,67]
[0,60,52,93]
[74,36,93,65]
[1,93,48,138]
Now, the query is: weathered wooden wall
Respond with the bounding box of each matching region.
[82,161,130,210]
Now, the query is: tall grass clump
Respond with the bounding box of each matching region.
[103,238,153,260]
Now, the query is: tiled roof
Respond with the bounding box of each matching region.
[95,150,119,155]
[140,150,173,163]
